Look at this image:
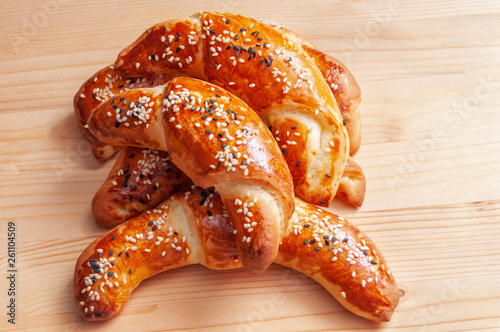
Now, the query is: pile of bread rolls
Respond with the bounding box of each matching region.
[73,11,399,323]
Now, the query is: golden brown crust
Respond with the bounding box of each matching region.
[112,12,349,207]
[74,202,197,321]
[92,147,192,228]
[276,199,398,322]
[73,66,179,161]
[337,156,366,207]
[75,190,398,322]
[275,25,362,155]
[88,77,295,274]
[303,46,362,155]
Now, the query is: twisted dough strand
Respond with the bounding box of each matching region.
[75,188,399,322]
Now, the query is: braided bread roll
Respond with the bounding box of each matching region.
[75,187,399,322]
[89,77,294,274]
[92,147,192,228]
[110,11,349,207]
[76,65,364,207]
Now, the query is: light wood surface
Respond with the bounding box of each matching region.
[1,0,500,331]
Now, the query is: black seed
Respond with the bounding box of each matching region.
[164,26,167,33]
[148,174,153,180]
[174,37,179,42]
[210,29,216,34]
[205,130,212,134]
[304,224,310,228]
[177,32,181,36]
[115,121,120,128]
[226,45,231,50]
[296,161,300,167]
[371,260,377,265]
[343,119,347,126]
[314,247,321,252]
[90,258,96,262]
[140,199,145,204]
[118,251,123,257]
[325,239,330,245]
[303,239,307,245]
[174,232,178,236]
[130,185,136,190]
[233,45,239,51]
[258,37,263,41]
[363,250,368,255]
[109,249,113,256]
[123,169,129,174]
[107,272,114,276]
[129,269,133,274]
[207,210,212,216]
[148,221,154,226]
[112,105,118,109]
[123,182,128,188]
[310,239,316,244]
[326,174,331,178]
[343,238,349,242]
[328,245,334,251]
[319,200,326,205]
[125,164,130,168]
[332,236,336,242]
[226,19,230,24]
[217,161,221,168]
[260,59,264,64]
[110,235,116,241]
[266,61,272,67]
[152,225,157,231]
[126,252,130,258]
[129,195,133,201]
[221,143,228,148]
[235,34,239,40]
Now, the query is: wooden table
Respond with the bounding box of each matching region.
[1,0,499,330]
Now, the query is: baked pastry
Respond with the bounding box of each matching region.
[92,147,192,228]
[109,11,349,206]
[75,187,399,322]
[89,77,294,274]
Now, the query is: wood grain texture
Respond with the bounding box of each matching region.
[1,0,500,330]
